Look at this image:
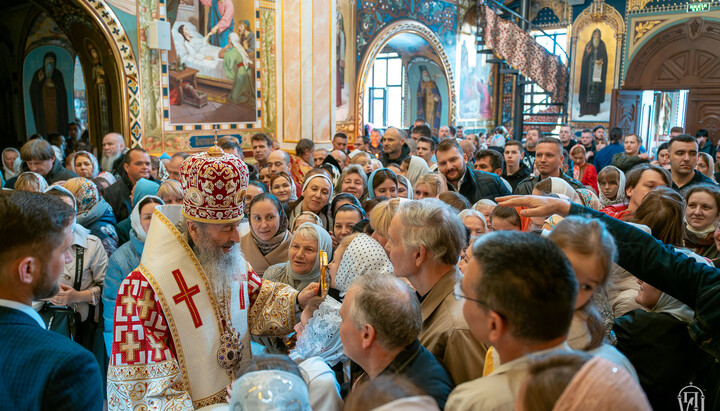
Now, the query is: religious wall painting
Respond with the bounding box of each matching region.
[408,59,449,133]
[164,0,261,129]
[457,7,496,125]
[336,0,357,126]
[570,22,617,122]
[85,38,112,137]
[23,46,74,137]
[24,12,73,53]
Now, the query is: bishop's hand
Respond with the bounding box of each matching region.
[496,195,572,218]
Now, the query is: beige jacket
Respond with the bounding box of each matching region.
[420,267,487,385]
[446,343,572,411]
[240,231,293,278]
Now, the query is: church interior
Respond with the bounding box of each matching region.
[1,0,718,153]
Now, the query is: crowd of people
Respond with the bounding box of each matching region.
[1,120,719,410]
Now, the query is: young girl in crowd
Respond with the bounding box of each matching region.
[596,166,625,208]
[349,151,373,175]
[414,173,446,199]
[548,216,636,379]
[367,168,399,199]
[697,152,717,182]
[600,164,670,221]
[570,145,598,193]
[489,206,529,231]
[14,171,48,192]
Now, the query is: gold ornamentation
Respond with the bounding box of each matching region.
[628,0,654,11]
[121,294,136,316]
[137,289,156,320]
[120,332,141,362]
[634,20,663,44]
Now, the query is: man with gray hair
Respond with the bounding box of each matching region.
[339,274,453,408]
[100,132,127,174]
[385,198,487,385]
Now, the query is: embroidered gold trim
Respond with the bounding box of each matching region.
[181,209,243,224]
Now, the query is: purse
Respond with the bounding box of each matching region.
[39,247,84,341]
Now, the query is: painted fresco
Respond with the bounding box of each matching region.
[23,46,74,137]
[408,59,448,131]
[357,0,457,59]
[570,22,617,122]
[457,8,495,125]
[165,0,260,126]
[336,0,356,123]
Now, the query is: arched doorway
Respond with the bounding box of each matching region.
[5,0,140,148]
[355,20,456,134]
[623,17,720,140]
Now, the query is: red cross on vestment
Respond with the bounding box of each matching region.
[172,269,203,328]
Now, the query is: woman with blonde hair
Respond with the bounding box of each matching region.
[368,198,405,249]
[413,173,447,199]
[157,179,183,205]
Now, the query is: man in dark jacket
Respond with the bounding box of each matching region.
[502,140,531,192]
[515,137,584,195]
[668,134,716,192]
[436,139,510,203]
[379,127,411,166]
[103,147,153,221]
[340,275,454,408]
[5,139,77,188]
[0,191,103,410]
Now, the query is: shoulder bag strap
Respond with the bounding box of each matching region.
[73,247,84,291]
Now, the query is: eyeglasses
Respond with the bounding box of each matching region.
[453,282,506,319]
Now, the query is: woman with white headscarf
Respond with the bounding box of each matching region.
[406,155,430,187]
[264,222,333,291]
[70,150,100,179]
[101,195,164,355]
[2,147,21,181]
[288,173,334,231]
[289,233,394,410]
[532,176,582,204]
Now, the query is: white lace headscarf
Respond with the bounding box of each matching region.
[335,233,394,297]
[289,296,345,366]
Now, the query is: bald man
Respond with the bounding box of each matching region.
[101,132,127,174]
[267,149,302,197]
[329,150,347,169]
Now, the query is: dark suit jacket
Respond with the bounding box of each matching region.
[0,306,103,411]
[452,165,511,204]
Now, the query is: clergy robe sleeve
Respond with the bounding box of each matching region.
[247,268,299,337]
[107,270,194,411]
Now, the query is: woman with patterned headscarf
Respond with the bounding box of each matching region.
[64,177,119,256]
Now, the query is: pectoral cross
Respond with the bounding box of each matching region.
[172,269,203,328]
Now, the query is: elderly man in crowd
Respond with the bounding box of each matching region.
[100,132,127,174]
[340,274,454,408]
[385,199,487,385]
[166,152,189,181]
[447,231,578,410]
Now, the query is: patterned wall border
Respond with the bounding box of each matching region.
[355,19,456,132]
[80,0,143,146]
[160,0,264,133]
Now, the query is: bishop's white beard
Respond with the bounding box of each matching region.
[192,231,243,298]
[100,152,121,172]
